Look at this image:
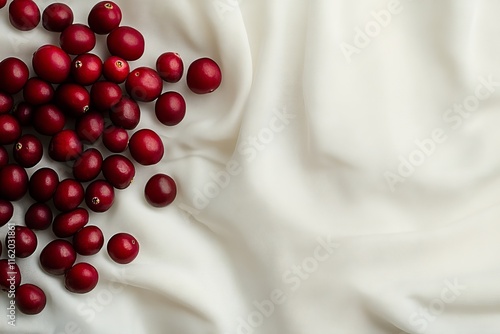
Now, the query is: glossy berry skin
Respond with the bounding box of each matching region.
[53,179,84,212]
[29,167,59,202]
[107,233,139,264]
[72,148,103,182]
[0,57,29,94]
[0,200,14,227]
[187,58,222,94]
[60,24,96,55]
[156,52,183,83]
[155,92,186,126]
[0,146,8,168]
[9,0,40,31]
[65,262,98,293]
[73,226,104,256]
[0,164,28,201]
[75,111,104,144]
[13,134,43,168]
[33,104,66,136]
[40,239,76,275]
[107,26,145,61]
[145,174,177,207]
[23,77,55,106]
[88,1,122,35]
[25,202,53,230]
[102,155,135,189]
[12,102,33,126]
[52,207,89,238]
[110,96,140,130]
[90,81,122,111]
[55,83,90,117]
[71,53,103,86]
[102,126,128,153]
[129,129,164,165]
[16,284,46,315]
[0,260,21,291]
[42,3,73,32]
[0,114,21,145]
[0,92,13,114]
[7,225,37,258]
[85,180,114,213]
[103,56,129,84]
[49,129,83,162]
[125,67,162,102]
[33,45,71,84]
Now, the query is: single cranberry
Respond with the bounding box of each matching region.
[0,146,7,168]
[55,83,90,117]
[72,148,103,182]
[0,259,21,291]
[65,262,98,293]
[23,77,55,106]
[71,53,103,86]
[75,111,104,143]
[16,284,46,315]
[85,180,114,213]
[52,207,89,238]
[155,91,186,126]
[29,167,59,202]
[102,56,129,84]
[53,178,84,212]
[39,239,76,275]
[90,81,122,111]
[125,67,162,102]
[0,200,13,226]
[187,58,222,94]
[156,52,183,83]
[0,92,13,114]
[7,225,37,258]
[102,154,135,189]
[32,45,71,84]
[12,102,34,126]
[110,96,140,129]
[128,129,164,165]
[42,3,73,32]
[107,26,145,61]
[13,134,43,168]
[25,202,53,230]
[0,114,21,145]
[0,164,28,201]
[9,0,40,31]
[102,125,128,153]
[88,1,122,35]
[145,174,177,207]
[60,24,96,55]
[0,57,29,94]
[0,0,6,9]
[107,233,139,264]
[32,104,66,136]
[73,225,104,256]
[48,129,83,161]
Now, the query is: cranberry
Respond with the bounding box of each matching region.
[0,0,6,9]
[7,225,37,258]
[40,239,76,275]
[0,200,13,226]
[145,174,177,207]
[32,45,71,84]
[88,1,122,35]
[52,207,89,238]
[102,125,128,153]
[102,155,135,189]
[32,104,66,136]
[0,259,21,291]
[73,226,104,256]
[23,77,55,106]
[65,262,98,293]
[13,134,43,168]
[0,114,21,145]
[107,233,139,264]
[129,129,164,165]
[0,164,28,201]
[156,52,183,83]
[48,129,83,161]
[72,148,103,182]
[9,0,40,31]
[53,178,84,212]
[42,3,73,32]
[187,58,222,94]
[103,56,129,84]
[0,57,29,94]
[55,83,90,117]
[107,26,145,61]
[125,67,162,102]
[75,111,104,144]
[71,53,103,86]
[25,202,53,230]
[155,91,186,126]
[0,92,13,114]
[12,102,34,126]
[85,180,114,213]
[60,24,96,55]
[0,146,7,168]
[90,81,122,111]
[16,284,46,315]
[110,96,140,129]
[29,167,59,202]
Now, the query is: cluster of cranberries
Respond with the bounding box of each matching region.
[0,0,222,316]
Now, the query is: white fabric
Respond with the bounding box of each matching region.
[1,0,500,333]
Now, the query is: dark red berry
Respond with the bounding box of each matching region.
[55,83,90,117]
[12,102,34,126]
[9,0,40,31]
[145,174,177,207]
[0,200,13,226]
[88,1,122,35]
[107,233,139,264]
[0,57,29,94]
[125,67,162,102]
[90,81,122,111]
[53,178,84,212]
[0,259,21,291]
[23,77,55,106]
[7,225,37,258]
[102,154,135,189]
[73,225,104,256]
[129,129,164,165]
[0,164,28,201]
[0,92,13,114]
[110,96,140,129]
[187,58,222,94]
[40,239,76,275]
[52,207,89,238]
[0,0,6,9]
[102,56,129,84]
[72,148,103,182]
[107,26,145,61]
[48,129,83,161]
[16,284,46,315]
[156,52,183,83]
[85,180,114,213]
[25,202,53,230]
[0,114,21,145]
[29,167,59,202]
[155,91,186,126]
[60,24,96,55]
[32,45,71,84]
[42,2,73,32]
[13,134,43,168]
[33,104,66,136]
[0,146,8,168]
[102,125,128,153]
[71,53,102,86]
[75,111,104,143]
[65,262,98,293]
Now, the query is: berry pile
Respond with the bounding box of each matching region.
[0,0,222,316]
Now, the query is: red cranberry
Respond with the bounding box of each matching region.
[0,114,21,145]
[53,178,84,212]
[9,0,40,31]
[25,202,53,230]
[102,125,128,153]
[60,24,96,55]
[73,225,104,256]
[13,134,43,168]
[110,96,140,129]
[23,77,55,106]
[88,1,122,35]
[156,52,183,83]
[0,259,21,291]
[75,111,104,144]
[0,92,13,114]
[33,104,66,136]
[107,26,145,61]
[125,67,162,102]
[16,284,46,315]
[65,262,98,293]
[0,0,6,9]
[32,45,71,84]
[7,225,37,258]
[0,200,13,226]
[90,81,122,111]
[103,56,129,84]
[49,129,83,161]
[0,57,29,94]
[55,83,90,117]
[29,167,59,202]
[85,180,114,213]
[145,174,177,207]
[102,155,135,189]
[155,91,186,126]
[42,3,73,32]
[187,58,222,94]
[0,164,28,201]
[72,148,103,182]
[107,233,139,264]
[129,129,164,165]
[52,207,89,238]
[12,102,34,126]
[40,239,76,275]
[0,146,7,168]
[71,53,103,86]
